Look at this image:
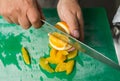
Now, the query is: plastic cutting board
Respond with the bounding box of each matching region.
[0,8,120,81]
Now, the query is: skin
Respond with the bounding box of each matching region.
[0,0,44,29]
[57,0,84,41]
[0,0,84,41]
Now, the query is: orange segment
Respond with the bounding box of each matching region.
[50,48,58,57]
[55,22,70,34]
[66,60,74,75]
[39,57,54,73]
[55,62,66,72]
[55,50,67,63]
[60,50,69,55]
[21,47,31,65]
[67,49,78,59]
[55,60,75,75]
[48,32,72,50]
[46,48,58,64]
[46,49,67,64]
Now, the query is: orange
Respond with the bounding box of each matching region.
[66,60,74,75]
[67,49,78,59]
[46,48,58,64]
[46,48,67,64]
[21,47,31,65]
[48,32,72,50]
[55,60,75,75]
[55,50,67,63]
[55,21,70,34]
[49,48,58,58]
[39,57,54,73]
[55,62,66,72]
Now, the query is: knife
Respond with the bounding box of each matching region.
[41,20,120,70]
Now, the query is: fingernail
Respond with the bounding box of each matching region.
[73,30,80,39]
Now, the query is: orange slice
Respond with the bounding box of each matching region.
[67,49,78,59]
[55,62,66,72]
[55,50,67,63]
[66,60,74,75]
[55,60,75,75]
[21,47,31,65]
[55,21,70,34]
[39,57,54,73]
[46,49,67,64]
[48,32,72,50]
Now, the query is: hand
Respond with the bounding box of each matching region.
[57,0,84,41]
[0,0,45,29]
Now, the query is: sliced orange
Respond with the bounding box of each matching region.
[21,47,31,65]
[48,32,72,50]
[59,50,69,56]
[46,49,67,64]
[55,50,67,63]
[39,57,54,73]
[55,60,75,75]
[55,21,70,34]
[55,62,66,72]
[46,48,58,64]
[67,49,78,59]
[49,48,58,57]
[66,60,74,75]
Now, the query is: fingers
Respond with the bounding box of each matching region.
[18,12,31,29]
[59,10,84,41]
[3,16,13,23]
[0,0,44,29]
[9,15,19,24]
[77,11,84,41]
[36,1,45,20]
[61,13,84,41]
[36,3,45,24]
[27,7,43,28]
[19,1,44,29]
[2,10,19,24]
[62,13,80,39]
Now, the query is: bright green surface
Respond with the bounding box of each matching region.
[0,8,120,81]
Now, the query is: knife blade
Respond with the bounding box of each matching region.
[41,20,120,70]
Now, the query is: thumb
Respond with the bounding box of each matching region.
[62,14,80,39]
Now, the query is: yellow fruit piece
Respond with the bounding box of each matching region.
[46,57,57,64]
[55,50,67,63]
[67,49,78,59]
[50,48,58,58]
[46,49,67,64]
[46,48,58,64]
[55,21,70,34]
[55,60,75,75]
[39,57,54,73]
[48,32,72,50]
[60,50,69,55]
[55,62,66,72]
[21,47,30,65]
[66,60,74,75]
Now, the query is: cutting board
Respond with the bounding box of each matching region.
[0,8,120,81]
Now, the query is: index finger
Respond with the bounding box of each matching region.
[27,7,43,28]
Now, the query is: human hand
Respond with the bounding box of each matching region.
[57,0,84,41]
[0,0,45,29]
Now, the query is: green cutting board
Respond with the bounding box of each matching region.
[0,8,120,81]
